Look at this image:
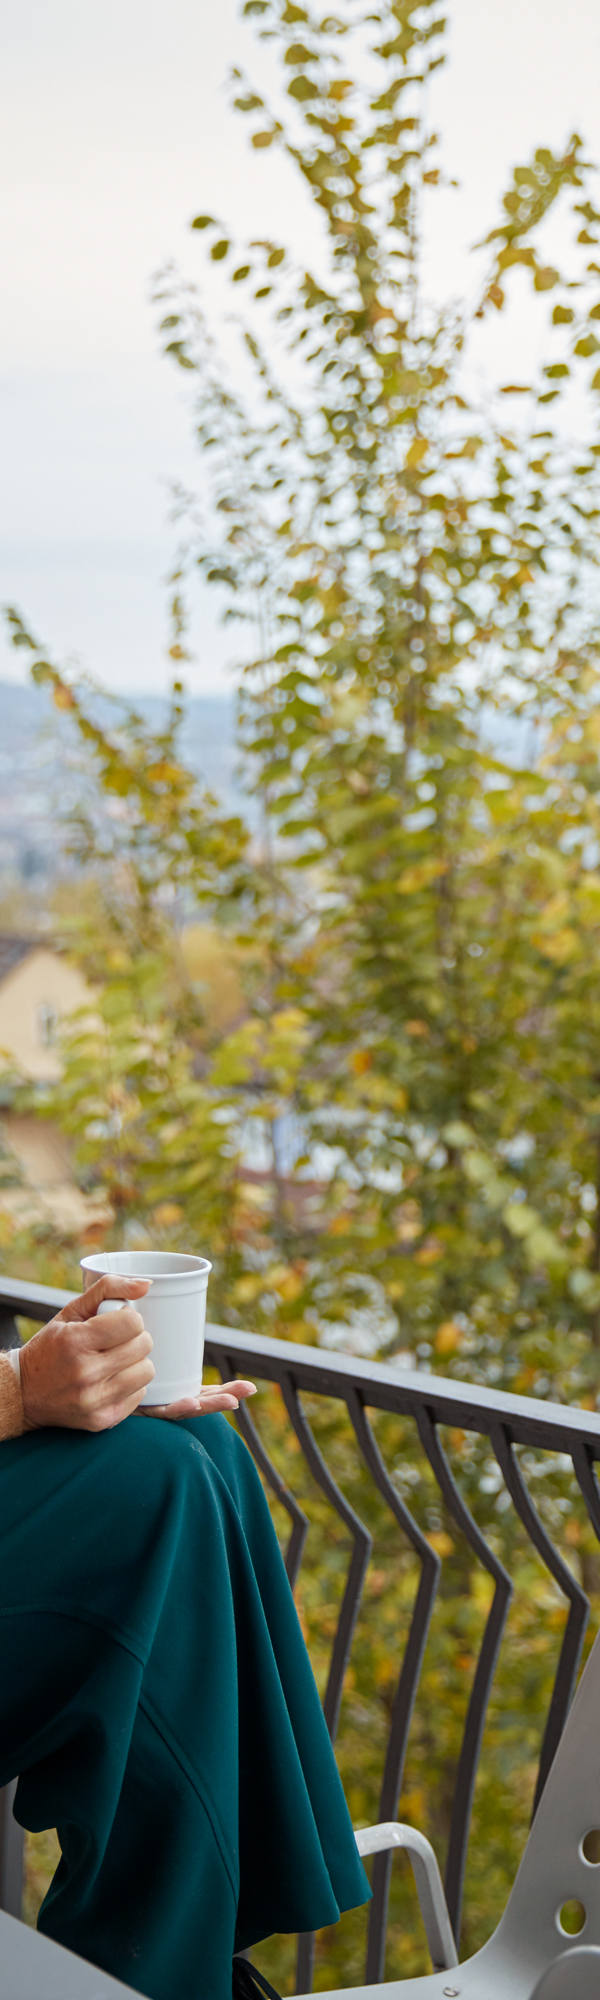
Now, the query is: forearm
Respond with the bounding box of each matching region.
[0,1349,25,1440]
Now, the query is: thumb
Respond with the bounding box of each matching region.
[62,1275,153,1322]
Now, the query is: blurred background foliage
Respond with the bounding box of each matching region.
[5,0,600,1985]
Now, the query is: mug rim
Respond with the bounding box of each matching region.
[81,1251,212,1281]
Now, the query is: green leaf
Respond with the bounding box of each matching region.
[191,214,215,230]
[442,1121,475,1149]
[233,93,264,112]
[502,1200,537,1237]
[164,341,195,369]
[210,239,230,261]
[575,334,600,357]
[569,1269,600,1307]
[534,265,560,291]
[252,129,277,148]
[288,75,319,100]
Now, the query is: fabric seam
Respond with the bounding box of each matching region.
[0,1601,148,1669]
[138,1689,239,1902]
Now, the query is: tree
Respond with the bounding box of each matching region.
[147,0,600,1404]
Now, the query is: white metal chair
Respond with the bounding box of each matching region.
[0,1906,141,1997]
[294,1625,600,1999]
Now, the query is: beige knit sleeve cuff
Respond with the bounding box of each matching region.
[0,1351,26,1439]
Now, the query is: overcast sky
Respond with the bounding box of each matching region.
[2,0,599,698]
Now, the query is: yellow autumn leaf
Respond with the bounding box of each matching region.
[393,1200,421,1244]
[532,926,578,964]
[404,436,430,471]
[435,1320,463,1355]
[269,1265,304,1301]
[427,1531,454,1558]
[232,1273,264,1304]
[415,1238,443,1265]
[153,1202,184,1228]
[351,1049,372,1073]
[396,859,447,894]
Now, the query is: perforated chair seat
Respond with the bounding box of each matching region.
[294,1627,600,2000]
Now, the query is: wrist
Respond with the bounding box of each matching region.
[0,1349,26,1438]
[18,1338,42,1430]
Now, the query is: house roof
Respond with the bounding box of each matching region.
[0,935,38,987]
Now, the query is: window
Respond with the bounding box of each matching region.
[37,1002,58,1047]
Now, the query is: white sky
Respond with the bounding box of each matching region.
[1,0,599,697]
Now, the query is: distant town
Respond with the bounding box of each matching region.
[0,678,244,890]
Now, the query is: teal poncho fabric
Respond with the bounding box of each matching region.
[0,1411,370,2000]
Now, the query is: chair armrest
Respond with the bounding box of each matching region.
[354,1820,458,1974]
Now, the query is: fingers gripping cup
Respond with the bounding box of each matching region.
[81,1251,212,1406]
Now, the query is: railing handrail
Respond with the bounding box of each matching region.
[3,1273,600,1458]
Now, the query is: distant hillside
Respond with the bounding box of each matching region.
[0,678,243,887]
[0,677,535,893]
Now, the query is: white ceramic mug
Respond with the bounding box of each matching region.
[80,1250,212,1405]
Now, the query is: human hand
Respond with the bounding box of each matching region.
[145,1380,257,1422]
[19,1275,155,1433]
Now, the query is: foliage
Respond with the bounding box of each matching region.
[150,0,600,1404]
[6,0,600,1984]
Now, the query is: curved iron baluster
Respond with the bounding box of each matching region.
[346,1389,444,1985]
[573,1440,600,1546]
[216,1348,309,1586]
[416,1407,513,1946]
[279,1374,372,2000]
[0,1314,20,1352]
[279,1373,373,1739]
[491,1423,589,1812]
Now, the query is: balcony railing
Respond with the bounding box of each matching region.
[2,1275,600,1991]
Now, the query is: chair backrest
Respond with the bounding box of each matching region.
[492,1627,600,1971]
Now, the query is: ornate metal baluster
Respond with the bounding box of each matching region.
[215,1348,309,1586]
[346,1389,444,1984]
[491,1424,589,1811]
[278,1374,372,1995]
[279,1374,372,1739]
[0,1782,24,1918]
[417,1408,513,1946]
[0,1314,20,1352]
[573,1441,600,1546]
